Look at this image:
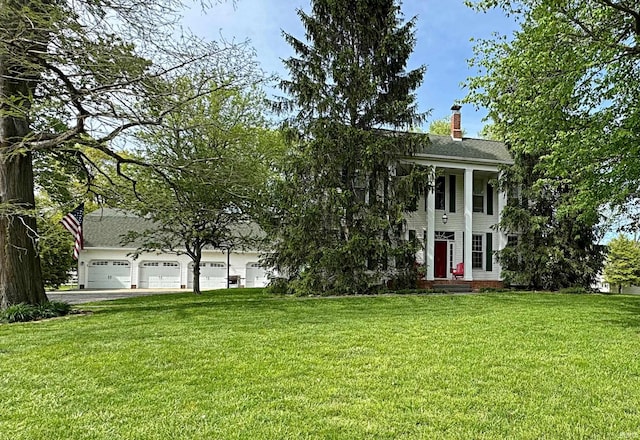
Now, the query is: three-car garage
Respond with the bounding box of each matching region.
[82,258,268,289]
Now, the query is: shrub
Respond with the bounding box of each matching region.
[1,303,39,323]
[38,301,72,318]
[1,301,72,323]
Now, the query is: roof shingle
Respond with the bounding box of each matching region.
[417,134,513,164]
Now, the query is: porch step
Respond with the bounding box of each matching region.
[432,283,472,293]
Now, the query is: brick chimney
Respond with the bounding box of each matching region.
[451,105,463,141]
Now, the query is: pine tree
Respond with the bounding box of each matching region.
[265,0,427,295]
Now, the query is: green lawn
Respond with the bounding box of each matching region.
[2,290,640,439]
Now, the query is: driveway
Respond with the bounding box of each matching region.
[46,288,187,304]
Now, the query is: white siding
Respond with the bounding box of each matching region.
[78,248,268,290]
[405,168,503,281]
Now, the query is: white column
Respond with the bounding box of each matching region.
[78,257,86,289]
[426,168,436,281]
[464,167,473,281]
[131,260,140,289]
[497,171,508,252]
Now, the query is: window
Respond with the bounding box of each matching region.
[435,231,455,241]
[435,176,445,210]
[508,184,521,206]
[473,179,484,212]
[507,235,519,247]
[472,234,483,269]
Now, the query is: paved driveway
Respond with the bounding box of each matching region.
[47,289,186,304]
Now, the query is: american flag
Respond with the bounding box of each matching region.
[61,204,84,260]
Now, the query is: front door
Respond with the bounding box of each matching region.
[434,241,448,278]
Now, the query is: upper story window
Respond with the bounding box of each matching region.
[435,176,445,210]
[473,178,484,212]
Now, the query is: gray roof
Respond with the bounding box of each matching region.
[83,208,265,250]
[416,134,513,165]
[83,208,153,248]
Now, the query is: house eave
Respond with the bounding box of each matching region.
[410,153,514,167]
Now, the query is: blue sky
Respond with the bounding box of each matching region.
[182,1,518,137]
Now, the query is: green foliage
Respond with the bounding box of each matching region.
[478,123,502,141]
[467,0,640,223]
[0,0,254,307]
[604,235,640,294]
[466,0,611,289]
[266,0,428,295]
[428,117,452,135]
[428,116,467,136]
[119,78,284,294]
[35,201,76,289]
[1,301,71,323]
[1,303,39,323]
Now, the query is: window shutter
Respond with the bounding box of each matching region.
[449,175,456,213]
[487,183,494,215]
[485,232,493,272]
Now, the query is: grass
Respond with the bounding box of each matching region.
[2,289,640,439]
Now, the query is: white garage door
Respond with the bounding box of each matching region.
[87,260,131,289]
[139,261,181,288]
[246,262,268,288]
[187,262,226,290]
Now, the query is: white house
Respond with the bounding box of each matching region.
[405,105,513,290]
[77,209,269,290]
[78,106,513,291]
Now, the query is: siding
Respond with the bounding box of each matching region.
[78,248,266,289]
[405,170,502,280]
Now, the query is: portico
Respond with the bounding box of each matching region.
[405,106,513,286]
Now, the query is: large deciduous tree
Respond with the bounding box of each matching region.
[0,0,255,307]
[265,0,428,295]
[121,79,284,294]
[604,235,640,294]
[465,0,615,289]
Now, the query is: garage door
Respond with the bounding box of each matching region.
[139,261,181,288]
[246,262,268,288]
[87,260,131,289]
[187,262,226,290]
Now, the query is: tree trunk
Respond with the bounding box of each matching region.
[0,152,48,308]
[0,12,48,307]
[192,249,202,295]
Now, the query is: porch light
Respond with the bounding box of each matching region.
[442,213,448,224]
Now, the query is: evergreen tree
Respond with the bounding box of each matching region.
[604,235,640,294]
[265,0,427,295]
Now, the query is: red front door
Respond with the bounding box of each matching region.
[434,241,447,278]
